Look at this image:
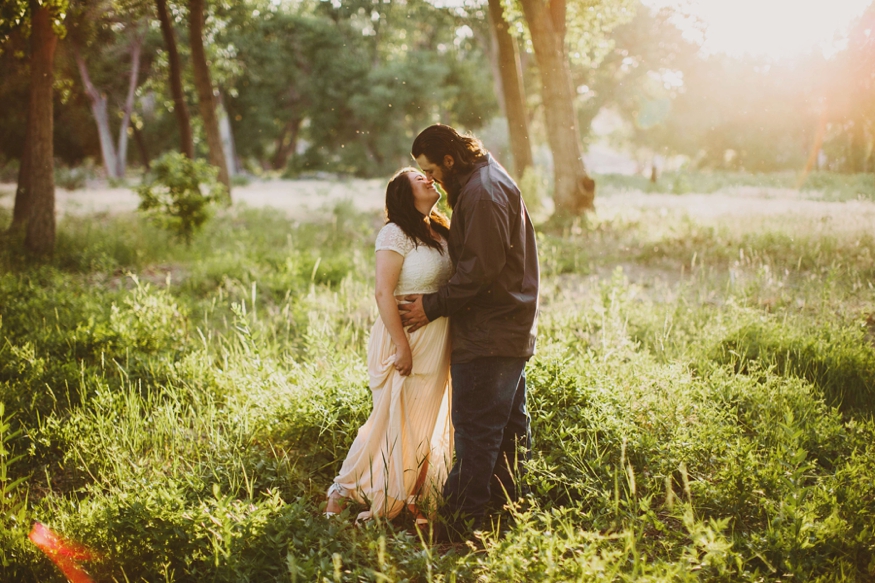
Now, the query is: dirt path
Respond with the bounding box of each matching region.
[1,180,874,235]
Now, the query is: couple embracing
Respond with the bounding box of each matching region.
[324,124,540,542]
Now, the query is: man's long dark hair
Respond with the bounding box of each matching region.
[411,124,487,175]
[412,125,487,207]
[385,168,450,253]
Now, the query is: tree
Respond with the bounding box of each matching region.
[487,0,532,178]
[155,0,193,158]
[646,54,822,172]
[311,0,497,175]
[220,7,357,172]
[189,0,230,193]
[68,0,148,179]
[0,29,31,165]
[512,0,636,213]
[518,0,595,214]
[825,4,875,172]
[2,20,99,169]
[571,3,697,176]
[222,0,496,176]
[3,0,66,255]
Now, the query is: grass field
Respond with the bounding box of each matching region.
[1,180,874,582]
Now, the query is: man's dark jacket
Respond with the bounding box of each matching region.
[422,154,539,363]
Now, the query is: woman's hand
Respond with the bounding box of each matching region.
[394,343,413,376]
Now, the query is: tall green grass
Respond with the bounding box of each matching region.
[0,196,873,581]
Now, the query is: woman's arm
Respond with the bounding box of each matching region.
[375,249,413,376]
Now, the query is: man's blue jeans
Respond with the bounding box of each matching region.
[441,356,531,531]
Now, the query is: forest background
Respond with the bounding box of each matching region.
[2,0,874,226]
[1,0,875,581]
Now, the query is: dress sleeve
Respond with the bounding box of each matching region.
[375,223,414,256]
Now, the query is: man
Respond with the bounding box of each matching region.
[399,124,540,539]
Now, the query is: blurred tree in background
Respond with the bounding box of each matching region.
[573,4,696,166]
[189,0,231,192]
[516,0,635,213]
[599,2,875,174]
[1,0,68,256]
[824,3,875,173]
[66,0,152,180]
[231,0,497,177]
[2,0,875,250]
[487,0,532,178]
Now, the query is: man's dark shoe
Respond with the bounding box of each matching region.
[430,521,453,544]
[430,519,473,545]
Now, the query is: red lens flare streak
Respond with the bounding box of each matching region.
[28,522,96,583]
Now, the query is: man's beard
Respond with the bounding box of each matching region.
[441,164,463,208]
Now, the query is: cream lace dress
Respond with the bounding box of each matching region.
[330,222,454,521]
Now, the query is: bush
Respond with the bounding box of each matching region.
[0,158,19,183]
[706,317,875,415]
[519,165,551,221]
[801,172,875,201]
[137,152,228,244]
[230,173,251,187]
[54,165,89,191]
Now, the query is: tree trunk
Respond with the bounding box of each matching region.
[488,0,533,179]
[272,119,300,171]
[850,119,868,173]
[217,92,237,176]
[866,124,874,174]
[75,51,118,179]
[477,16,505,114]
[189,0,231,196]
[519,0,595,213]
[21,1,58,255]
[10,125,33,234]
[116,33,143,178]
[155,0,194,159]
[133,123,150,170]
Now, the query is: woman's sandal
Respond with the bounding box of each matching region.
[325,483,347,517]
[408,503,429,528]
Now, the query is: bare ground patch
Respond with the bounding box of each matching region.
[2,180,873,233]
[0,178,387,221]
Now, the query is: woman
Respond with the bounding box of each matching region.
[325,168,454,523]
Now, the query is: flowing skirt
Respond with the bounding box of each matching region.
[332,314,453,521]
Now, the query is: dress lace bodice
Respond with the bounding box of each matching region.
[375,223,453,295]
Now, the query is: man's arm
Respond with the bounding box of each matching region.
[422,198,510,320]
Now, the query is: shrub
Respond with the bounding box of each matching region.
[801,172,875,201]
[137,152,228,244]
[0,158,19,183]
[671,172,692,194]
[706,317,875,415]
[54,165,88,191]
[230,173,251,187]
[519,165,550,221]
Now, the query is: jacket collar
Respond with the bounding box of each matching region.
[457,154,490,190]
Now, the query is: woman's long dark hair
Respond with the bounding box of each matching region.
[385,167,450,253]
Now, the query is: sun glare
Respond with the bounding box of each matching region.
[645,0,873,59]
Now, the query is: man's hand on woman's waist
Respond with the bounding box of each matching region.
[398,295,429,333]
